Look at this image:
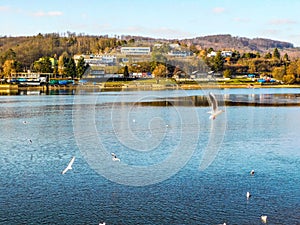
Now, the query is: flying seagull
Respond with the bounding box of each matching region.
[62,156,75,174]
[111,152,120,162]
[261,215,267,223]
[207,92,224,120]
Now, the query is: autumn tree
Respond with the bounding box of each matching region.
[58,52,69,76]
[152,64,167,77]
[3,60,16,78]
[272,67,286,80]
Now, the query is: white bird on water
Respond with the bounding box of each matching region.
[207,92,224,120]
[62,156,75,174]
[261,215,267,223]
[99,222,106,225]
[111,153,120,162]
[250,169,255,175]
[246,191,251,199]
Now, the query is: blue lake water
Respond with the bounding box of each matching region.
[0,88,300,224]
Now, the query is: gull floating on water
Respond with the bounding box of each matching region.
[99,222,105,225]
[246,191,251,199]
[111,153,120,162]
[23,120,29,124]
[207,92,224,120]
[62,156,75,174]
[261,215,267,223]
[250,169,255,175]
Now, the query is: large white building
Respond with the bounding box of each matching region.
[120,47,151,55]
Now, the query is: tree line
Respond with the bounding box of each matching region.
[1,33,300,83]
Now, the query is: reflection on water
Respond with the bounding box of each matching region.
[0,89,300,224]
[116,93,300,107]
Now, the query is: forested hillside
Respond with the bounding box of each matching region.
[1,32,300,84]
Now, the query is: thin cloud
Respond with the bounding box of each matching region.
[234,17,251,23]
[212,7,225,14]
[269,19,297,25]
[261,29,280,35]
[0,5,10,12]
[32,11,63,17]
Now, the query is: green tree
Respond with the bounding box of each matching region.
[76,56,86,78]
[33,57,53,73]
[65,58,76,79]
[123,65,129,79]
[213,51,224,72]
[223,69,232,78]
[273,48,280,59]
[264,52,272,59]
[283,53,289,62]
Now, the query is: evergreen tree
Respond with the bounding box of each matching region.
[283,53,289,61]
[65,58,76,79]
[273,48,280,59]
[123,65,129,79]
[213,51,224,72]
[76,56,86,78]
[264,52,272,59]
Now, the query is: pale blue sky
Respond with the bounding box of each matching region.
[1,0,300,46]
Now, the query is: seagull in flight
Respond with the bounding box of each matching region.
[207,92,224,120]
[62,156,75,174]
[111,153,120,162]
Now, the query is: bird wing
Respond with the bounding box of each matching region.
[208,92,218,112]
[62,167,69,174]
[62,157,75,174]
[68,156,75,167]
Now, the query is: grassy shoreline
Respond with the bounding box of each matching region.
[1,81,300,93]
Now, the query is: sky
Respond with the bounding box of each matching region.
[1,0,300,46]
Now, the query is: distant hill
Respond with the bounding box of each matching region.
[180,34,294,52]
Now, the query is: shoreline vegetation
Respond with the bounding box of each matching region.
[1,79,300,94]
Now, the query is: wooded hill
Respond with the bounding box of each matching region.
[182,34,294,51]
[1,32,300,83]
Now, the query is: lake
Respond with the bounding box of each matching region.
[0,87,299,224]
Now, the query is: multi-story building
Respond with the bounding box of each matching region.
[120,47,151,55]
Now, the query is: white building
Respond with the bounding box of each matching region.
[168,50,192,57]
[120,47,151,55]
[207,51,233,57]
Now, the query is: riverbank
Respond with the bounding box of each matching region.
[1,82,300,94]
